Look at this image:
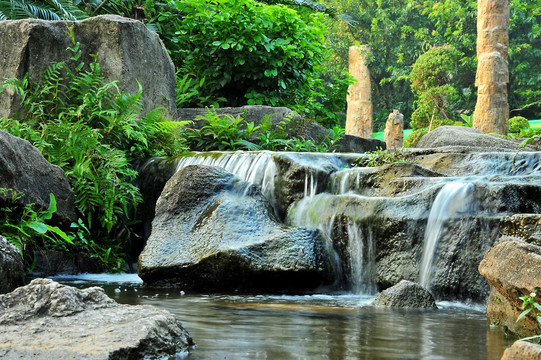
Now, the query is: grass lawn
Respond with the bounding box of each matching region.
[371,120,541,140]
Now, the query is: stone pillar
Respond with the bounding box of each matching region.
[473,0,510,135]
[346,46,373,138]
[384,110,404,148]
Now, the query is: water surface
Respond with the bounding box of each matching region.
[52,274,512,360]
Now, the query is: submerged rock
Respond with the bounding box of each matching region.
[0,130,76,224]
[0,236,24,294]
[138,165,335,291]
[372,280,437,309]
[0,278,194,359]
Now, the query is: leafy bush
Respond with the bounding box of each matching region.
[0,27,186,269]
[403,128,429,148]
[150,0,328,109]
[509,116,530,133]
[409,46,462,131]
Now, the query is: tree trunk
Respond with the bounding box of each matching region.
[346,46,373,138]
[473,0,510,135]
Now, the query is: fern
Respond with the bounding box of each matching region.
[0,0,86,20]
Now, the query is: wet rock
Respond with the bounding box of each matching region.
[138,165,335,291]
[0,130,76,223]
[335,134,386,153]
[177,105,332,144]
[479,238,541,337]
[31,250,102,276]
[500,341,541,360]
[0,236,24,294]
[417,126,524,150]
[0,15,175,117]
[372,280,437,308]
[501,214,541,246]
[0,278,194,359]
[273,152,346,218]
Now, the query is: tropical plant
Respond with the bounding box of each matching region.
[517,290,541,342]
[0,0,86,20]
[350,148,415,167]
[0,26,186,268]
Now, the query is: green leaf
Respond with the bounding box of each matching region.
[517,308,533,322]
[27,221,48,234]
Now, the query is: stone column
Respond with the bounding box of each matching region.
[384,110,404,148]
[346,46,373,138]
[473,0,510,135]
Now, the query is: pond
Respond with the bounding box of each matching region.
[52,274,513,360]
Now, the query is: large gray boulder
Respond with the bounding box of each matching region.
[0,15,176,117]
[417,126,525,150]
[138,164,335,291]
[0,278,194,359]
[0,130,76,223]
[0,236,24,294]
[372,280,437,308]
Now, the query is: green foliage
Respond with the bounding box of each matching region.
[181,109,343,152]
[0,0,86,20]
[517,290,541,342]
[460,113,474,127]
[0,27,185,269]
[410,47,461,130]
[148,0,330,111]
[403,128,429,148]
[322,0,541,127]
[509,116,531,133]
[350,148,415,167]
[410,46,462,94]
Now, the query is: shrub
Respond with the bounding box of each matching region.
[509,116,530,133]
[150,0,327,108]
[409,46,462,131]
[403,128,429,148]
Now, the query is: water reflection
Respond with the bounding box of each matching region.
[52,275,512,360]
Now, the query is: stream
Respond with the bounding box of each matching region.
[52,273,512,360]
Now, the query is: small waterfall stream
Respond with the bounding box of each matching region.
[418,182,475,290]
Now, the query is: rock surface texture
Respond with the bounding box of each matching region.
[0,278,194,359]
[372,280,437,308]
[384,110,404,149]
[500,341,541,360]
[479,238,541,337]
[417,126,521,150]
[473,0,510,134]
[138,165,335,291]
[0,236,24,294]
[346,46,373,137]
[0,130,76,223]
[0,15,176,117]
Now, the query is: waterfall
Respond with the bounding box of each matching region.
[346,220,376,295]
[419,182,475,289]
[175,151,277,206]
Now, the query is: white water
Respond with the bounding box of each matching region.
[346,221,377,294]
[176,151,278,205]
[419,182,475,289]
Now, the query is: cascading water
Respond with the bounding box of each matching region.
[175,151,278,208]
[419,182,475,290]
